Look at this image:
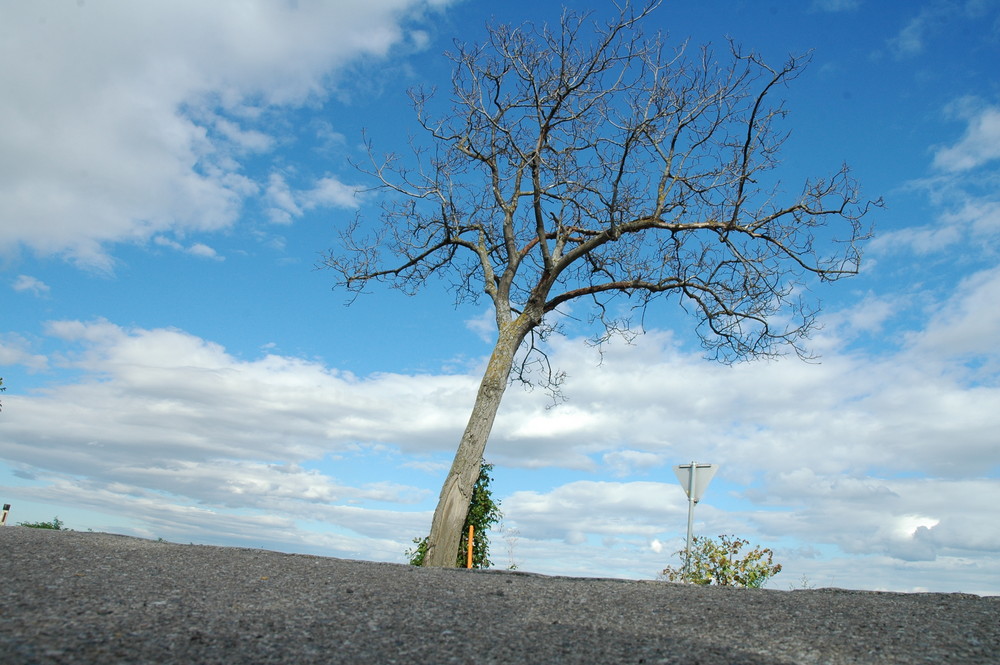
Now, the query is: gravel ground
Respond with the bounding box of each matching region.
[1,527,997,664]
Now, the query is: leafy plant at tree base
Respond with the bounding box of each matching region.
[408,462,502,568]
[661,535,782,588]
[18,516,64,530]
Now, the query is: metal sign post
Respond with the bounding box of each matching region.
[673,462,718,575]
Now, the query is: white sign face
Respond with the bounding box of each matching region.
[673,463,718,503]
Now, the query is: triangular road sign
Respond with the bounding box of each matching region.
[673,462,719,503]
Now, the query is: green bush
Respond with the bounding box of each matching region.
[18,516,64,530]
[661,534,782,588]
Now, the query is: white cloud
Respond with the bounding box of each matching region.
[825,292,898,335]
[602,450,667,477]
[11,275,50,297]
[402,459,451,473]
[153,235,224,260]
[0,333,49,372]
[906,265,1000,361]
[871,100,1000,257]
[810,0,860,12]
[9,475,421,562]
[305,177,363,209]
[0,317,473,557]
[747,473,1000,566]
[886,2,999,60]
[265,173,302,224]
[265,172,362,224]
[888,13,929,58]
[8,319,478,469]
[210,116,276,153]
[503,481,681,551]
[0,0,448,270]
[869,215,963,255]
[464,308,497,343]
[187,243,223,260]
[934,103,1000,172]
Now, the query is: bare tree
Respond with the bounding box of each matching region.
[322,2,877,567]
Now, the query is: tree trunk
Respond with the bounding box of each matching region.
[422,320,530,567]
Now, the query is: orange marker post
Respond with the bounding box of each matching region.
[466,525,474,569]
[1,504,9,526]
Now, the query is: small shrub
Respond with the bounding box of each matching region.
[661,534,782,588]
[18,516,64,530]
[405,536,430,566]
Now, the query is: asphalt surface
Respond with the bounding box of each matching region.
[1,527,997,664]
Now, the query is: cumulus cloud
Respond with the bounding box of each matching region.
[26,319,478,462]
[0,0,447,270]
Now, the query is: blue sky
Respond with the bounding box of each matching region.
[1,0,999,594]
